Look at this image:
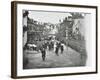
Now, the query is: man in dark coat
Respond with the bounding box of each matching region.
[60,43,64,54]
[55,46,59,56]
[40,47,46,61]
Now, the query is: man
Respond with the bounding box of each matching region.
[60,43,64,54]
[51,41,54,50]
[40,47,46,61]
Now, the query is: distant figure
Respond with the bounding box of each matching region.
[60,43,64,54]
[51,41,54,50]
[44,41,48,50]
[48,42,52,51]
[55,42,60,56]
[45,41,49,50]
[40,47,46,61]
[58,42,61,48]
[55,46,59,56]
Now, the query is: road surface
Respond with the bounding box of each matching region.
[23,45,83,69]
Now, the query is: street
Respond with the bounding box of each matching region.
[24,45,82,69]
[23,10,87,69]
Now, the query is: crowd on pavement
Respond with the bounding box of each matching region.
[24,38,65,61]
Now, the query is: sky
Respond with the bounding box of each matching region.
[28,10,72,24]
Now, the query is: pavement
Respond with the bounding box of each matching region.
[23,45,82,69]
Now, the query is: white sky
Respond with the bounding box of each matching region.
[28,10,72,24]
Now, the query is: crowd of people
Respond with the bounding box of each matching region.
[24,37,66,61]
[39,39,65,61]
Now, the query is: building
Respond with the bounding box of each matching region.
[72,13,85,40]
[23,11,29,47]
[27,18,44,44]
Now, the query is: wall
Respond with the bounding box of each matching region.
[0,0,99,80]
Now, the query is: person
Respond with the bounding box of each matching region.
[58,41,61,48]
[55,45,59,56]
[48,41,52,51]
[55,42,59,56]
[40,47,46,61]
[60,43,64,54]
[44,41,48,50]
[51,41,54,50]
